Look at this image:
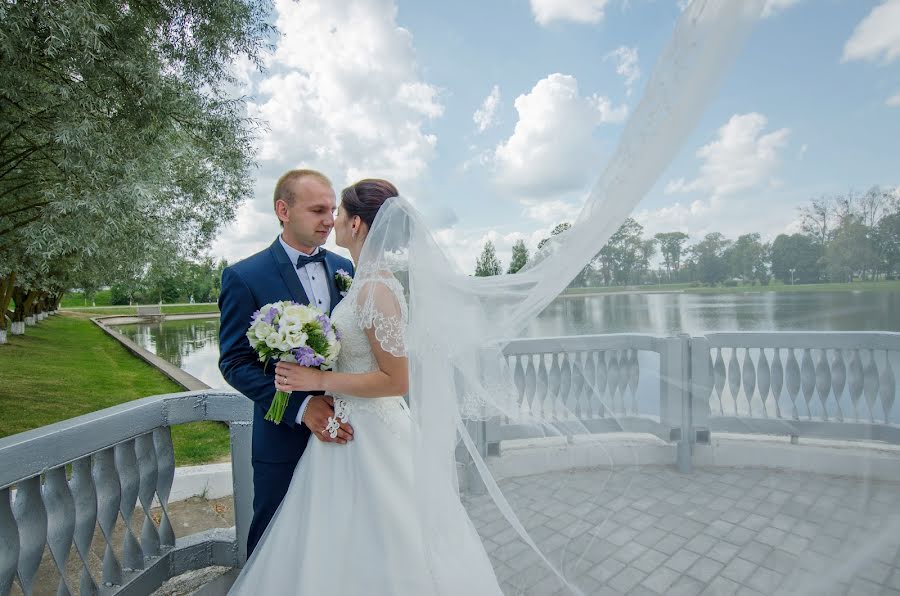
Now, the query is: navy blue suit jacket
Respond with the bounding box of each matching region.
[218,238,354,463]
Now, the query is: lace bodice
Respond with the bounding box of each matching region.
[328,279,408,434]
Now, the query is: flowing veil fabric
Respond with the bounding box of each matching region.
[353,1,900,594]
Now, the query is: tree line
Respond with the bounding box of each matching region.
[0,1,272,342]
[475,186,900,287]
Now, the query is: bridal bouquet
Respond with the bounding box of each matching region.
[246,301,341,424]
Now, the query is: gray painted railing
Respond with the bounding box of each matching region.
[491,334,678,444]
[0,390,252,596]
[695,332,899,444]
[487,332,900,471]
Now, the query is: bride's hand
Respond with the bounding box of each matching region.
[274,361,325,392]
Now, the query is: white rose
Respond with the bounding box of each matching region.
[281,304,304,320]
[286,330,308,349]
[280,318,303,336]
[275,330,293,352]
[254,322,274,340]
[264,331,282,350]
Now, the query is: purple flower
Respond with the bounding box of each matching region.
[263,306,278,325]
[293,345,325,367]
[250,309,260,323]
[334,326,342,341]
[335,269,353,292]
[316,314,332,335]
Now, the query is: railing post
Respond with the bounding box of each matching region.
[484,416,501,457]
[229,420,253,564]
[676,334,693,473]
[690,336,712,444]
[659,336,684,440]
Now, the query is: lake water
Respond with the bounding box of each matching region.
[116,291,900,409]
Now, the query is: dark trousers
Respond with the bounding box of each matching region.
[247,459,299,556]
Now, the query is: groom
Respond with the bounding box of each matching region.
[218,169,355,556]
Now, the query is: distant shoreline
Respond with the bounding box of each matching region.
[562,280,900,298]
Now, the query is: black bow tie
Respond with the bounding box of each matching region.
[296,251,326,269]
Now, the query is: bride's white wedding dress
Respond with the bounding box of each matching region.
[228,277,503,595]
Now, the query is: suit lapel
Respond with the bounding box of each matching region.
[322,251,342,313]
[268,239,310,305]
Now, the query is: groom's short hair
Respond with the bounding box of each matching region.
[274,169,332,210]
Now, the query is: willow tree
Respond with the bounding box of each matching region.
[0,0,272,341]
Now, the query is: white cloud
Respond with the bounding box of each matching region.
[530,0,610,26]
[251,0,441,184]
[886,91,900,106]
[492,73,627,196]
[634,194,798,245]
[842,0,900,64]
[433,226,551,275]
[605,46,640,95]
[761,0,804,18]
[212,0,441,263]
[474,85,502,133]
[521,199,581,225]
[665,113,790,199]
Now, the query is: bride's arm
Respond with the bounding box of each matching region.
[275,338,407,398]
[274,341,407,397]
[274,280,409,398]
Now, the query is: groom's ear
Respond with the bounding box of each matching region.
[275,199,289,228]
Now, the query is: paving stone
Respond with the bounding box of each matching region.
[668,575,706,596]
[608,566,647,593]
[667,549,702,573]
[889,570,900,591]
[738,541,772,565]
[640,566,681,594]
[707,541,741,564]
[634,527,668,548]
[587,557,627,584]
[656,533,688,555]
[701,576,741,596]
[760,548,797,575]
[632,548,668,574]
[687,557,725,583]
[845,577,883,596]
[745,566,784,593]
[611,541,648,565]
[684,533,718,555]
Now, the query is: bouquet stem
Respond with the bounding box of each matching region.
[264,390,291,424]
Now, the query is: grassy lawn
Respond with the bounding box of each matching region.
[60,289,113,307]
[0,314,230,466]
[62,303,220,317]
[563,280,900,296]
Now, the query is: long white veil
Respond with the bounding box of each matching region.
[353,1,900,594]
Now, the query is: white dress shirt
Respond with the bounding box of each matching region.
[278,236,332,427]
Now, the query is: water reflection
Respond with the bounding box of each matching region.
[117,291,900,393]
[118,318,228,388]
[523,290,900,337]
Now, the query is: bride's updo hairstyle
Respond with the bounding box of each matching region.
[340,179,399,231]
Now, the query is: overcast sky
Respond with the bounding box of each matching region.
[210,0,900,273]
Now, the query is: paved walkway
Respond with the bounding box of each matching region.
[24,466,900,595]
[463,466,900,596]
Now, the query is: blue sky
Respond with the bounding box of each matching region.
[212,0,900,273]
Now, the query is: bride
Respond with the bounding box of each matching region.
[227,179,504,595]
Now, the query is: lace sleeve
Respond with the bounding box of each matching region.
[353,275,408,358]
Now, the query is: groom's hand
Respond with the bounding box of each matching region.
[302,395,354,444]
